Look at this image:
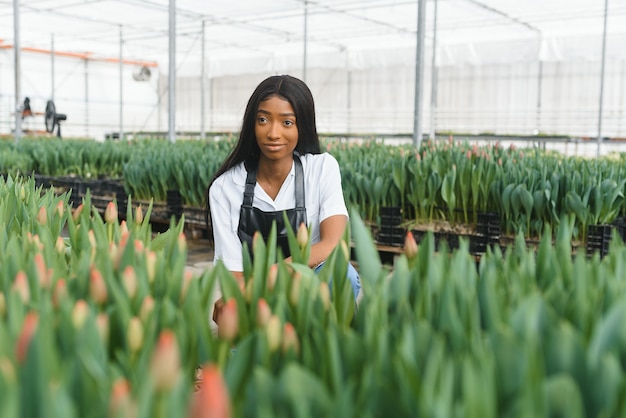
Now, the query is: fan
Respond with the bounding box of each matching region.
[44,100,67,138]
[132,66,151,81]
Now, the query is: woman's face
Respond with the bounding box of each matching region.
[255,95,299,164]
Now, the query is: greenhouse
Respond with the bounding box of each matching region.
[2,1,626,417]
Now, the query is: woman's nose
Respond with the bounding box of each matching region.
[267,122,280,139]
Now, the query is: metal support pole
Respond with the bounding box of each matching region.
[168,0,176,143]
[347,70,352,134]
[85,58,89,138]
[597,0,609,157]
[413,0,426,148]
[13,0,22,143]
[536,60,543,145]
[200,20,206,139]
[51,34,55,100]
[429,0,438,141]
[119,26,124,141]
[303,1,308,82]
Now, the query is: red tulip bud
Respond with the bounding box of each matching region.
[404,231,418,259]
[105,201,118,224]
[281,322,300,354]
[189,364,232,418]
[15,312,38,363]
[109,378,135,418]
[89,268,108,305]
[150,330,181,391]
[12,271,30,304]
[72,203,84,223]
[256,299,271,328]
[217,299,238,341]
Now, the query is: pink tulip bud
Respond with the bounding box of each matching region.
[96,313,110,345]
[266,264,278,291]
[55,201,64,217]
[120,220,129,236]
[72,300,90,329]
[139,296,155,322]
[52,279,68,309]
[266,315,282,352]
[122,266,138,299]
[133,239,144,254]
[105,201,118,224]
[88,229,97,249]
[15,312,38,363]
[135,205,144,224]
[319,282,331,311]
[256,299,272,328]
[150,330,181,391]
[109,378,134,417]
[281,322,300,354]
[217,299,239,341]
[178,233,187,251]
[296,223,308,248]
[36,206,47,225]
[72,203,84,223]
[404,231,418,259]
[189,364,232,418]
[127,317,143,352]
[12,271,30,304]
[89,268,108,305]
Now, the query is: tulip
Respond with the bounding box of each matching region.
[104,201,118,224]
[281,322,300,355]
[146,251,157,283]
[266,315,282,352]
[56,236,66,254]
[18,184,26,201]
[127,317,143,352]
[72,203,84,223]
[256,298,271,328]
[89,268,108,305]
[109,378,135,418]
[135,205,144,224]
[178,233,187,251]
[319,282,331,311]
[296,222,308,248]
[96,313,110,345]
[72,300,90,329]
[139,296,155,322]
[88,229,97,249]
[52,279,68,309]
[289,273,301,305]
[404,231,418,259]
[12,271,30,304]
[15,312,39,363]
[0,357,16,383]
[150,330,181,391]
[180,270,194,302]
[55,200,64,217]
[36,206,47,225]
[122,266,138,300]
[217,299,238,341]
[266,264,278,291]
[189,364,232,418]
[133,239,144,254]
[34,253,51,289]
[120,220,129,236]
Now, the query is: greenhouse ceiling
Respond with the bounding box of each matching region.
[1,0,626,74]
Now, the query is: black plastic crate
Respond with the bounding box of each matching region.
[587,224,614,258]
[167,190,184,218]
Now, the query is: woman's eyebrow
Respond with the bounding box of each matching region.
[257,109,295,117]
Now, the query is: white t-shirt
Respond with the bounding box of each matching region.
[209,152,348,272]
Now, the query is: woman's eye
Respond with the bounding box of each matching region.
[284,120,294,127]
[257,117,268,124]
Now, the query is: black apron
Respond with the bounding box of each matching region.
[237,155,307,259]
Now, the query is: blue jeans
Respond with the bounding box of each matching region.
[314,262,361,300]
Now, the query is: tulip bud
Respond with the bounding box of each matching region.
[122,266,138,300]
[0,292,5,317]
[319,282,331,311]
[55,200,64,217]
[180,270,194,302]
[72,300,90,329]
[15,312,39,363]
[178,233,187,251]
[52,279,68,309]
[150,330,181,391]
[127,317,143,352]
[217,299,238,341]
[18,185,26,201]
[89,268,108,305]
[120,220,129,236]
[252,231,262,255]
[12,271,30,304]
[189,364,232,418]
[256,299,271,328]
[146,251,157,283]
[289,273,301,305]
[96,313,110,345]
[105,201,118,224]
[34,253,51,289]
[404,231,418,259]
[139,296,155,322]
[281,322,300,354]
[56,236,66,254]
[109,378,134,418]
[109,242,119,268]
[296,222,308,248]
[72,203,84,223]
[133,239,144,254]
[36,206,47,225]
[266,264,278,291]
[266,315,282,352]
[0,357,16,383]
[88,229,97,249]
[135,205,144,224]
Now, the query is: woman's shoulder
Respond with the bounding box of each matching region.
[209,162,247,193]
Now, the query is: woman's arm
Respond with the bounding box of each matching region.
[283,214,347,268]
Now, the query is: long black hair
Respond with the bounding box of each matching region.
[206,75,321,238]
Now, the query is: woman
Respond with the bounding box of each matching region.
[208,75,360,310]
